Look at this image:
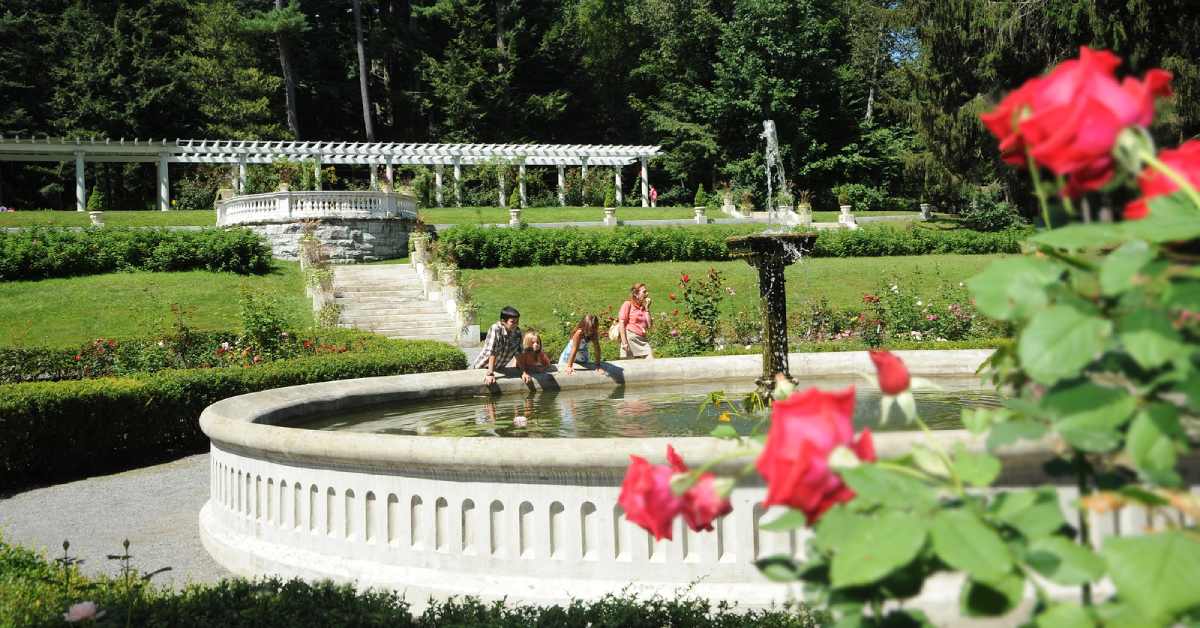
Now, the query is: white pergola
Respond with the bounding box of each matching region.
[0,137,662,211]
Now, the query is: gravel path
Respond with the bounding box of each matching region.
[0,454,228,589]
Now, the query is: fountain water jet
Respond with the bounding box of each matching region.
[725,231,817,394]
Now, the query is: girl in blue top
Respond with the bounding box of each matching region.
[557,314,604,375]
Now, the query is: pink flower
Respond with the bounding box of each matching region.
[618,455,683,540]
[1125,140,1200,220]
[756,387,875,523]
[63,601,104,623]
[667,446,732,532]
[926,314,939,321]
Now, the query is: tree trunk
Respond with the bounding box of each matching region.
[275,0,301,139]
[353,0,375,142]
[495,0,507,75]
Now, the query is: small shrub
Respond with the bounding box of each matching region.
[693,186,707,207]
[959,188,1026,231]
[86,187,105,211]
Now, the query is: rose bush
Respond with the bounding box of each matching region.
[620,47,1200,625]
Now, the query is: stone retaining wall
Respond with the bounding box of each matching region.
[243,217,415,263]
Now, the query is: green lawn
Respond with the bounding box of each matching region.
[0,262,312,347]
[464,254,1005,330]
[0,210,217,227]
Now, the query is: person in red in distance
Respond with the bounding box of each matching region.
[1125,140,1200,220]
[617,445,732,540]
[980,46,1172,196]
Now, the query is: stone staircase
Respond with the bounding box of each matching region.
[332,265,461,343]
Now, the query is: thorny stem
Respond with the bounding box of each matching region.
[913,414,965,496]
[1027,152,1054,229]
[1056,174,1077,216]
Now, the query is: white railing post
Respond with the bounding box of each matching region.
[280,190,292,220]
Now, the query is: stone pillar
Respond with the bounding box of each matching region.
[518,163,527,208]
[754,254,792,389]
[386,160,394,189]
[581,157,588,179]
[158,152,170,211]
[919,202,931,220]
[640,157,649,207]
[498,170,507,208]
[614,168,623,206]
[370,164,378,190]
[435,165,444,207]
[557,165,566,206]
[75,152,85,212]
[238,155,247,194]
[508,207,521,226]
[453,158,462,207]
[313,156,322,191]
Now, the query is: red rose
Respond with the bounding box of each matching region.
[74,354,81,361]
[869,350,911,395]
[618,455,683,540]
[681,273,690,284]
[1125,140,1200,220]
[666,445,732,532]
[756,386,875,523]
[981,47,1172,195]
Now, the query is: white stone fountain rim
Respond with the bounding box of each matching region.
[199,349,1052,475]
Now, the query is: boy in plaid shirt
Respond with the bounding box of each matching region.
[471,306,529,385]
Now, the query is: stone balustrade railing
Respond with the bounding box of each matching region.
[217,190,417,227]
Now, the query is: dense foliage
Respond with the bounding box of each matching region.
[437,224,1022,269]
[0,538,822,628]
[0,227,272,280]
[4,1,1198,215]
[0,338,466,490]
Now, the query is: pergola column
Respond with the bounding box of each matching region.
[370,164,378,190]
[614,167,623,206]
[435,165,444,207]
[557,165,566,206]
[518,162,527,208]
[498,170,507,208]
[385,159,394,188]
[75,152,85,212]
[581,156,588,179]
[157,152,170,211]
[640,157,649,207]
[453,157,462,207]
[313,156,322,190]
[238,155,247,194]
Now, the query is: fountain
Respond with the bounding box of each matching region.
[725,231,817,394]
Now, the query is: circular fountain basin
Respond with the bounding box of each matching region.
[198,350,1179,617]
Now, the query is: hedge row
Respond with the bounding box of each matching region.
[0,540,822,628]
[0,227,272,280]
[0,340,466,490]
[437,224,1024,268]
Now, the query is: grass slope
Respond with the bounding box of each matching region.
[464,254,1005,329]
[0,261,312,347]
[0,210,217,227]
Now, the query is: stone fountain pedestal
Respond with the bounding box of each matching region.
[725,232,818,394]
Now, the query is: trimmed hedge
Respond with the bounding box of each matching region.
[437,224,1024,268]
[0,227,272,280]
[0,540,822,628]
[0,340,466,490]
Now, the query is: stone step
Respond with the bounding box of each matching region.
[338,314,456,326]
[332,282,425,291]
[335,299,445,311]
[337,307,450,318]
[332,289,426,299]
[333,271,421,281]
[341,322,460,335]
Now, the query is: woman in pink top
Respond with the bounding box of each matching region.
[618,282,653,359]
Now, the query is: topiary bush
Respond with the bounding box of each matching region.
[0,339,466,490]
[0,227,272,280]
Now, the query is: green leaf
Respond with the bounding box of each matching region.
[755,554,804,582]
[911,445,949,478]
[1118,485,1170,507]
[709,424,738,439]
[986,420,1047,450]
[1119,309,1187,370]
[1024,537,1105,585]
[991,488,1066,539]
[951,445,1001,487]
[967,257,1061,321]
[1041,382,1137,453]
[930,509,1012,582]
[1035,603,1096,628]
[1125,192,1200,243]
[830,511,927,589]
[1099,239,1153,296]
[840,464,938,511]
[760,508,809,532]
[1103,531,1200,622]
[961,407,996,434]
[1017,305,1112,385]
[1126,404,1186,486]
[816,505,867,553]
[1029,223,1127,251]
[1163,280,1200,311]
[960,571,1024,617]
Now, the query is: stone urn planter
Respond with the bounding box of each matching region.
[693,206,707,224]
[603,207,617,226]
[796,203,812,226]
[508,208,521,227]
[920,202,932,220]
[410,232,430,264]
[88,211,104,227]
[838,204,858,229]
[277,182,291,192]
